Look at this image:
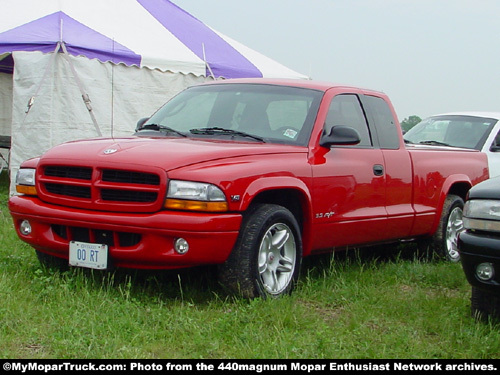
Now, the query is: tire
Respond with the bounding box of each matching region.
[36,250,68,271]
[432,194,464,262]
[471,286,500,322]
[218,204,302,298]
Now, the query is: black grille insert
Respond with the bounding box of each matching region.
[102,170,160,185]
[44,166,92,180]
[101,189,157,202]
[45,183,91,198]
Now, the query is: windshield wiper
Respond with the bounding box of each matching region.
[138,124,187,137]
[189,127,265,142]
[418,140,452,147]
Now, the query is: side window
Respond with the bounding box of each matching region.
[325,94,372,147]
[364,95,399,149]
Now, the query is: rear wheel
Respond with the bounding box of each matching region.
[218,204,302,298]
[432,194,464,262]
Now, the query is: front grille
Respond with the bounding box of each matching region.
[38,164,165,212]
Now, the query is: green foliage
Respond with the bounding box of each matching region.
[1,172,499,359]
[401,115,422,132]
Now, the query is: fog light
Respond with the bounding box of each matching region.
[174,238,189,254]
[20,220,32,236]
[476,263,495,281]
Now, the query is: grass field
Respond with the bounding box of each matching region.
[0,170,499,359]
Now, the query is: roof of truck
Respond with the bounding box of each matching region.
[203,78,386,95]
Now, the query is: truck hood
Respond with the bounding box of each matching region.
[39,137,306,171]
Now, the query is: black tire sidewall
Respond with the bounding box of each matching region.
[471,286,500,321]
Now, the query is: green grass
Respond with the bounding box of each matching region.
[1,170,499,359]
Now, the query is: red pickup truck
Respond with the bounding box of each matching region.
[9,79,488,298]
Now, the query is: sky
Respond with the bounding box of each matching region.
[172,0,500,121]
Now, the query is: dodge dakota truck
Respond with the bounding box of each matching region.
[9,78,489,298]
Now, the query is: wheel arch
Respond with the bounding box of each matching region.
[431,177,471,234]
[239,178,314,256]
[446,180,471,202]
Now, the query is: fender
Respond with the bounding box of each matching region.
[238,175,315,256]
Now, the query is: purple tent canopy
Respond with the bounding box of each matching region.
[0,0,306,79]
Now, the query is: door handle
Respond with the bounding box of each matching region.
[373,164,384,176]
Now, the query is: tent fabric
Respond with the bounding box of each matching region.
[0,12,142,67]
[0,72,12,136]
[0,0,307,79]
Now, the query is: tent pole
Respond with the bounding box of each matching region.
[60,42,102,137]
[202,43,215,79]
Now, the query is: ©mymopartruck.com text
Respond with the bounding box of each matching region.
[2,360,498,373]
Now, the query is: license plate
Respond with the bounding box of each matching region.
[69,241,108,270]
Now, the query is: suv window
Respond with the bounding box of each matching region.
[404,115,497,150]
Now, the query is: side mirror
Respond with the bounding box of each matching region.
[135,117,149,131]
[319,125,361,147]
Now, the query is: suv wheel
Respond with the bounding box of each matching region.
[471,286,500,321]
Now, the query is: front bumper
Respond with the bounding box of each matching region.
[458,231,500,293]
[9,195,242,269]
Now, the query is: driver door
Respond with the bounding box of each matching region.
[311,94,388,250]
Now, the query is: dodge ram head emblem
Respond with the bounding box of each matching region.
[103,148,118,154]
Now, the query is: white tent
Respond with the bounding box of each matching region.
[0,0,307,187]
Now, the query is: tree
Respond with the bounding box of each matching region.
[400,115,422,132]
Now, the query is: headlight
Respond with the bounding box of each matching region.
[165,180,228,212]
[15,168,37,195]
[463,199,500,232]
[464,200,500,220]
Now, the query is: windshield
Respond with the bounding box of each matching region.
[138,83,323,146]
[404,115,497,150]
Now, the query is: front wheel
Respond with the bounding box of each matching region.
[218,204,302,298]
[432,194,464,262]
